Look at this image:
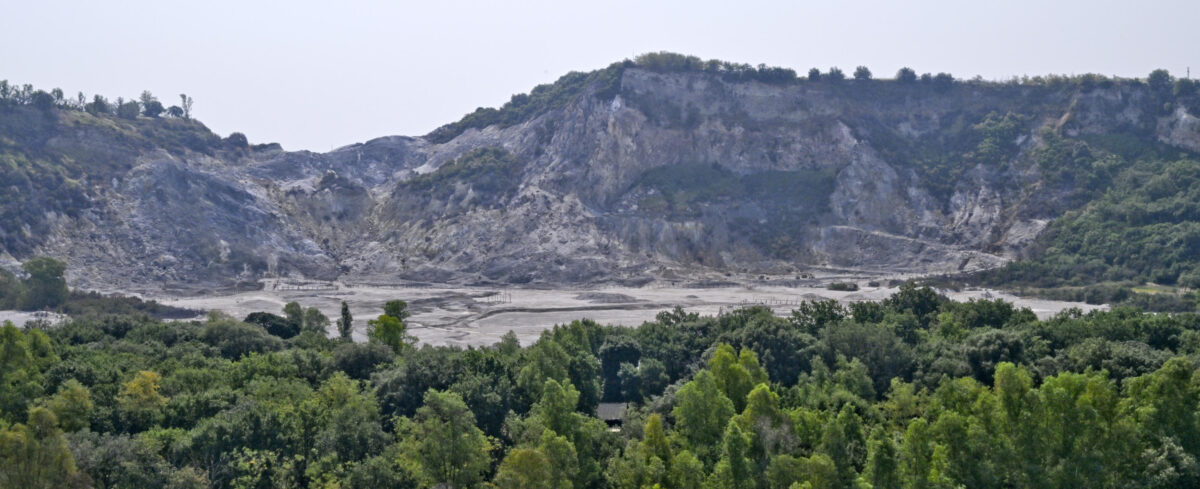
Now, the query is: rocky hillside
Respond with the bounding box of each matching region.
[3,55,1199,291]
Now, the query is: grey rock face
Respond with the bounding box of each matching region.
[20,68,1200,291]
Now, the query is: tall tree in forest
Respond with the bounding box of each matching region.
[339,301,353,341]
[399,390,493,488]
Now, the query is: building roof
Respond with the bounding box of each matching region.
[596,402,627,421]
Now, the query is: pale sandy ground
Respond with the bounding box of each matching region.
[0,311,68,327]
[130,280,1106,348]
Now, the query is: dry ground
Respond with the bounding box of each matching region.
[141,279,1105,347]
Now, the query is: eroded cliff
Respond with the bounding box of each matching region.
[4,59,1197,291]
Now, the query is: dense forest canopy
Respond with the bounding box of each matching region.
[4,283,1200,488]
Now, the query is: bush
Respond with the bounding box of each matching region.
[333,342,395,379]
[244,312,299,339]
[226,132,249,148]
[142,101,164,118]
[58,290,197,319]
[201,318,283,359]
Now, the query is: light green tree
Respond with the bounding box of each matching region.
[400,389,493,488]
[0,407,80,488]
[283,302,303,325]
[863,427,900,489]
[42,379,92,432]
[367,314,412,354]
[820,405,866,488]
[118,370,168,430]
[302,307,329,335]
[707,421,755,489]
[493,448,553,489]
[672,370,735,466]
[709,344,768,411]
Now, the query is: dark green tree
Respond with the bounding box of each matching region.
[339,301,353,341]
[140,91,163,117]
[86,94,110,115]
[20,257,68,311]
[599,335,640,401]
[116,99,140,119]
[1148,69,1173,95]
[244,312,299,339]
[30,90,54,112]
[933,72,955,92]
[1174,78,1197,97]
[0,269,24,309]
[637,358,670,399]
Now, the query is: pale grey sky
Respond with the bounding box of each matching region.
[3,0,1197,151]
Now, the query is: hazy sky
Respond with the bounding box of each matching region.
[3,0,1197,151]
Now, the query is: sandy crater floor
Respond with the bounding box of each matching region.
[140,280,1106,348]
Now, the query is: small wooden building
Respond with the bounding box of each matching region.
[596,402,627,431]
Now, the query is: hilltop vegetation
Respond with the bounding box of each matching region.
[5,285,1200,487]
[0,85,250,255]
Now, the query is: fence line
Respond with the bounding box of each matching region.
[479,292,513,305]
[273,282,338,291]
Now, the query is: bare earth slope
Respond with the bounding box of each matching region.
[4,61,1199,291]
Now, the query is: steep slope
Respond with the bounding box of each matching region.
[2,56,1199,291]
